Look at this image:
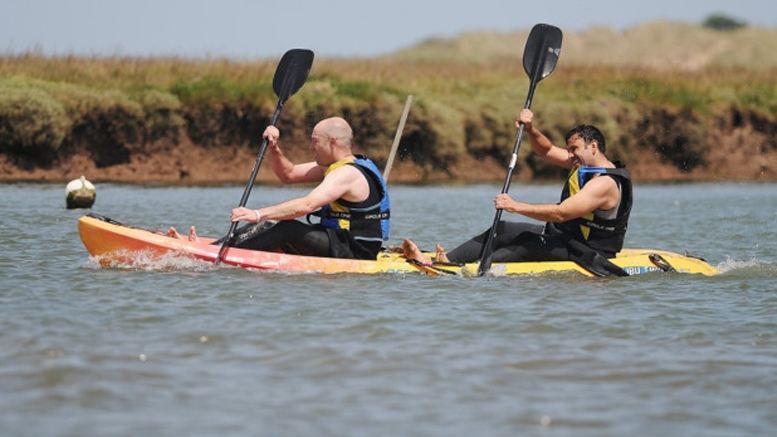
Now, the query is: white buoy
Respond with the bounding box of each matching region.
[65,175,96,209]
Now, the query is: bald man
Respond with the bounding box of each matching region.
[170,117,391,259]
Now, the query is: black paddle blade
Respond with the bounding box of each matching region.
[522,24,563,82]
[272,48,314,104]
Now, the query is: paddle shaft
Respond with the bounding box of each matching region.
[216,105,284,262]
[476,39,550,276]
[383,95,413,181]
[214,49,313,264]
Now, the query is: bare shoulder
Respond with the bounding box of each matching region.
[326,162,364,180]
[324,163,369,201]
[582,174,620,209]
[586,173,619,192]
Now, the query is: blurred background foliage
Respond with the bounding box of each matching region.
[1,17,775,179]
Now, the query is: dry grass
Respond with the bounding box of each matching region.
[391,21,777,71]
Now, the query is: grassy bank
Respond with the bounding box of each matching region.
[1,21,776,182]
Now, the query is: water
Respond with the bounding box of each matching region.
[1,182,776,437]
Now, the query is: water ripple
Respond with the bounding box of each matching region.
[2,183,777,437]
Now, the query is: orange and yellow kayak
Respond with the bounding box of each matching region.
[78,214,720,277]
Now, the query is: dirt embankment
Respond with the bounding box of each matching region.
[0,134,774,185]
[1,115,774,185]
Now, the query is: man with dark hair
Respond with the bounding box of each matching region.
[403,109,633,276]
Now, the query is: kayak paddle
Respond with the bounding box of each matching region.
[217,48,314,263]
[476,24,562,276]
[383,94,413,181]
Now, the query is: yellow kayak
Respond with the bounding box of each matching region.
[78,214,720,277]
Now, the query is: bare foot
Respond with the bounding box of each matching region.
[166,225,199,242]
[402,239,432,264]
[167,226,184,239]
[435,244,450,263]
[187,226,198,242]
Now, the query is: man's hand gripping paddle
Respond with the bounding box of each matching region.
[476,24,562,276]
[216,49,314,264]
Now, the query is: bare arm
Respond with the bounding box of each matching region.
[519,109,574,169]
[231,165,368,222]
[264,126,326,184]
[495,175,619,222]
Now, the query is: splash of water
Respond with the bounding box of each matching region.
[84,250,220,273]
[716,256,775,274]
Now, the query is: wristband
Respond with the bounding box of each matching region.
[254,210,261,222]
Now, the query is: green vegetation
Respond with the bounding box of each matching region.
[0,84,68,162]
[1,21,776,179]
[702,13,748,31]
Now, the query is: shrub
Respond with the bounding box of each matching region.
[702,13,747,31]
[169,75,274,105]
[633,106,706,172]
[134,88,186,142]
[0,84,69,164]
[398,98,466,173]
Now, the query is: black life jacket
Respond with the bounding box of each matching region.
[546,161,633,256]
[310,156,391,243]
